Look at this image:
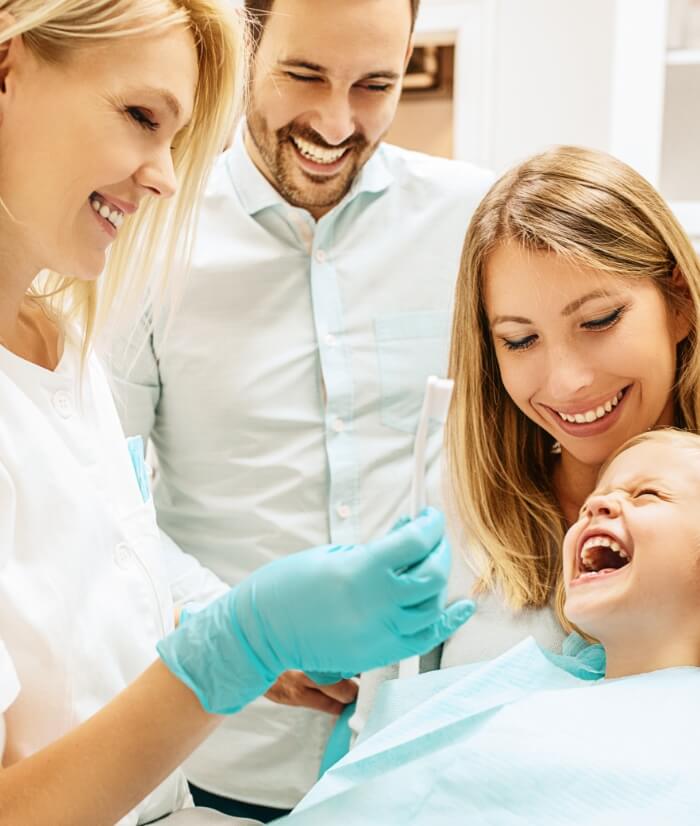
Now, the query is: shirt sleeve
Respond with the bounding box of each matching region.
[0,640,20,714]
[159,529,229,611]
[0,462,21,761]
[0,641,20,764]
[101,309,161,443]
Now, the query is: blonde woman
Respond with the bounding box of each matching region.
[0,3,472,824]
[446,145,696,636]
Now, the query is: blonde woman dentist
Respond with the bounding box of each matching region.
[0,3,473,825]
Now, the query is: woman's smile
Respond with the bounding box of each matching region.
[540,385,632,439]
[87,192,134,241]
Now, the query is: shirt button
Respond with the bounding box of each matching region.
[114,543,132,569]
[315,249,327,263]
[52,390,73,419]
[325,333,337,347]
[332,418,345,433]
[336,504,351,519]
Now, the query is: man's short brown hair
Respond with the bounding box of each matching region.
[244,0,421,52]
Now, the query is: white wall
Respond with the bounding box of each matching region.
[487,0,615,173]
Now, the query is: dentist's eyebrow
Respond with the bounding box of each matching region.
[125,85,184,120]
[491,290,619,326]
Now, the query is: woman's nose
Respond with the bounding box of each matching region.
[134,148,177,199]
[546,343,595,400]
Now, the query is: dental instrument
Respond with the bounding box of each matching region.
[399,375,455,678]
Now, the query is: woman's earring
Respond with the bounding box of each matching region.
[551,441,561,454]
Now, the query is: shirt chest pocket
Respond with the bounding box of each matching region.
[117,500,174,638]
[374,311,450,433]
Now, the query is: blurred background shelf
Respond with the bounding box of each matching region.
[666,48,700,64]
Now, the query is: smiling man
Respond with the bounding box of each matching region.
[108,0,492,820]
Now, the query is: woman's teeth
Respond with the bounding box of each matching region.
[556,390,624,424]
[292,136,347,165]
[90,195,124,229]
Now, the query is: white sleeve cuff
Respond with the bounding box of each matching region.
[0,640,20,762]
[0,640,19,713]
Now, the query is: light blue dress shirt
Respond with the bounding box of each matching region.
[108,126,493,808]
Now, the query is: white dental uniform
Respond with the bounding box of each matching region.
[0,336,191,825]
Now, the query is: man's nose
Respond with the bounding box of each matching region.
[308,93,356,146]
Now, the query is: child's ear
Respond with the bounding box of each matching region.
[670,264,694,344]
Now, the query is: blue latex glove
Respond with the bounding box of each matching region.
[157,508,475,714]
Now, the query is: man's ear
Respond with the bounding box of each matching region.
[670,264,694,344]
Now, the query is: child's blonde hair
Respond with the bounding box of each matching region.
[598,427,700,479]
[445,146,700,626]
[0,0,245,354]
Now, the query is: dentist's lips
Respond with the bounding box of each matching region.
[89,203,117,239]
[88,191,137,240]
[94,192,137,215]
[543,385,631,438]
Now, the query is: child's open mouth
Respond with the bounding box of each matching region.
[571,531,633,586]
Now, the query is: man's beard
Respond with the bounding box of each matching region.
[247,107,377,212]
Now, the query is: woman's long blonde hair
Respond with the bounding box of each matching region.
[446,145,700,625]
[0,0,245,353]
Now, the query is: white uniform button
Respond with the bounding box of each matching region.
[114,543,132,569]
[336,504,351,519]
[325,333,337,347]
[52,390,73,419]
[332,418,345,433]
[315,249,327,263]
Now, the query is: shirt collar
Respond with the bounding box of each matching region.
[226,122,394,218]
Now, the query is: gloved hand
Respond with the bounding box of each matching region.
[157,508,475,714]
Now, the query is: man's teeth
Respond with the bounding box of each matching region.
[580,534,630,573]
[292,136,347,165]
[90,195,124,229]
[557,390,624,424]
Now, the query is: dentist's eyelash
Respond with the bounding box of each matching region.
[582,305,627,331]
[126,106,159,132]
